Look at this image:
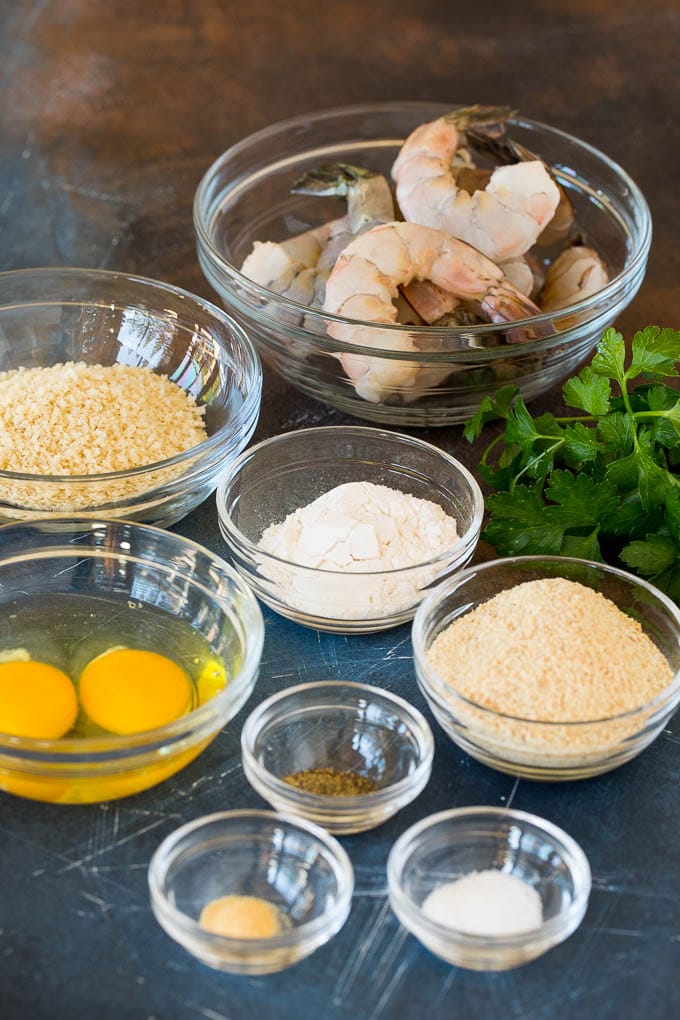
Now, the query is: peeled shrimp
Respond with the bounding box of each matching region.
[240,163,394,308]
[241,220,335,305]
[392,111,560,263]
[539,245,609,313]
[465,128,575,249]
[323,220,544,403]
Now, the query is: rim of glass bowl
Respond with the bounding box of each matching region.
[148,809,355,949]
[412,554,680,728]
[193,101,652,354]
[216,425,485,577]
[241,680,435,810]
[0,265,262,484]
[0,519,265,757]
[387,805,592,948]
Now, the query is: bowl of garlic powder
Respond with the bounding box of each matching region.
[412,556,680,780]
[216,425,483,632]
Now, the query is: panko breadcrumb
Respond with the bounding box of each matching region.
[0,362,207,475]
[0,361,208,514]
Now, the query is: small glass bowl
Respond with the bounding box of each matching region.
[0,519,264,803]
[412,556,680,781]
[195,102,651,427]
[241,681,434,834]
[387,806,591,971]
[0,267,262,526]
[216,425,483,633]
[148,809,354,974]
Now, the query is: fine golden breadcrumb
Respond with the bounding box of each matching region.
[427,577,672,723]
[0,362,207,475]
[0,362,208,514]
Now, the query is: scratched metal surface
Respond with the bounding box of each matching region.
[2,1,680,1017]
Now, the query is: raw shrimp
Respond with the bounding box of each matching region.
[240,163,394,308]
[539,245,609,313]
[465,129,575,248]
[241,219,335,305]
[392,109,561,263]
[292,162,395,305]
[323,221,544,403]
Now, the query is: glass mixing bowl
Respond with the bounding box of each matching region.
[148,810,354,974]
[412,556,680,781]
[387,806,591,970]
[194,102,651,427]
[241,680,434,834]
[216,425,483,633]
[0,519,264,803]
[0,267,262,526]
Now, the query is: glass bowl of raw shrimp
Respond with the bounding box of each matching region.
[194,102,651,427]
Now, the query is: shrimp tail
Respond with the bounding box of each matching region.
[292,162,395,233]
[292,161,377,197]
[481,281,553,342]
[445,104,515,134]
[465,128,524,165]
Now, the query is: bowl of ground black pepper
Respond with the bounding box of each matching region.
[241,680,435,833]
[412,556,680,780]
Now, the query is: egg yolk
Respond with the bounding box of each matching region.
[79,648,192,735]
[196,656,227,706]
[0,660,78,739]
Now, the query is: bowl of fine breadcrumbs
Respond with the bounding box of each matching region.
[0,267,261,526]
[412,556,680,780]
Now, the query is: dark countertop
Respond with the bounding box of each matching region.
[2,2,680,1017]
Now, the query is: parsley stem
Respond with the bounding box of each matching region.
[620,379,641,453]
[481,433,506,466]
[554,415,597,424]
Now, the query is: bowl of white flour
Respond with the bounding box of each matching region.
[216,426,483,633]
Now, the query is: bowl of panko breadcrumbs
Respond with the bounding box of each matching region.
[0,267,262,527]
[412,556,680,781]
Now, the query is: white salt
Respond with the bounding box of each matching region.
[422,869,543,937]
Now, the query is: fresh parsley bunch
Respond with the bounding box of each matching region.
[464,326,680,600]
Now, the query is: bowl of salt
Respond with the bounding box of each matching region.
[387,805,591,970]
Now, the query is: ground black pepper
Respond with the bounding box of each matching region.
[282,766,378,796]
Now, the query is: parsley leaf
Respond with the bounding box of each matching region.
[463,384,518,442]
[465,325,680,600]
[483,486,564,555]
[629,326,680,380]
[620,535,679,576]
[544,471,619,527]
[591,327,627,389]
[562,366,611,416]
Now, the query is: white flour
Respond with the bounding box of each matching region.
[257,480,459,620]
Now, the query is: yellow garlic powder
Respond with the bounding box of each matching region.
[198,894,284,940]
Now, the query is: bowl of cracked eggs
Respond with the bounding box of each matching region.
[194,101,651,427]
[0,266,262,526]
[0,519,264,804]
